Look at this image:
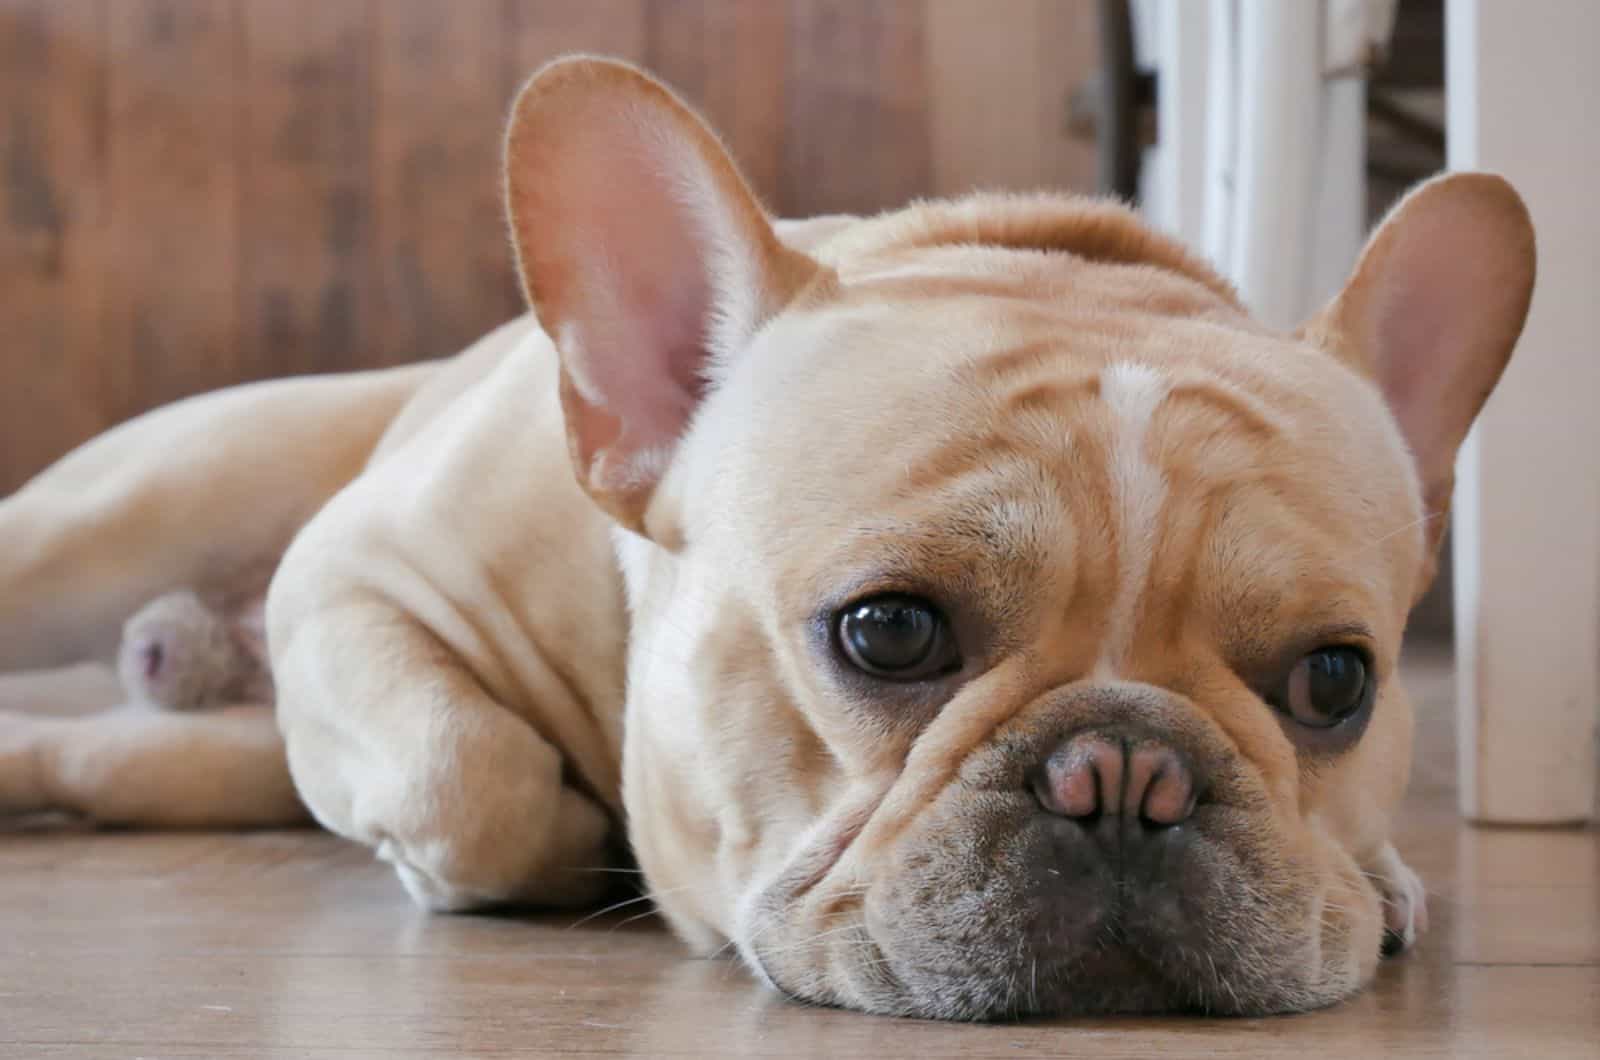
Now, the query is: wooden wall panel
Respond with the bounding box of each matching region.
[374,0,518,364]
[926,0,1098,198]
[0,0,1102,494]
[1033,2,1101,198]
[782,0,932,217]
[0,0,107,492]
[239,0,376,378]
[100,0,240,421]
[503,0,648,91]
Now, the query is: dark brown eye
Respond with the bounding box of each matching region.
[1282,647,1370,727]
[836,595,957,680]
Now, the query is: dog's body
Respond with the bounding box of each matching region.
[1,59,1534,1019]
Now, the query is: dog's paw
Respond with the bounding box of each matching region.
[117,591,256,711]
[385,785,618,913]
[1371,842,1429,958]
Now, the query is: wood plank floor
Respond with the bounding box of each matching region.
[2,647,1596,1057]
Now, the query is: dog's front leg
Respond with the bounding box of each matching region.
[273,599,616,911]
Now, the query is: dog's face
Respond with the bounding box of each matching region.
[505,60,1535,1018]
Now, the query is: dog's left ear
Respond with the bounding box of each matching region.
[504,56,824,537]
[1299,172,1536,577]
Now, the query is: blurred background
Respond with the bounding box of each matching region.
[0,0,1595,824]
[0,1,1103,492]
[0,0,1459,627]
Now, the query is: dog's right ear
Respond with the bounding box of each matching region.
[504,56,824,538]
[1298,172,1536,588]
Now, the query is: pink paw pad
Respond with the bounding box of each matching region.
[116,591,264,711]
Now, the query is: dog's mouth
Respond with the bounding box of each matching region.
[746,900,1201,1021]
[742,805,1341,1021]
[735,717,1378,1023]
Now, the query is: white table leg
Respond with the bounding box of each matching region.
[1448,0,1599,823]
[1139,0,1211,249]
[1229,0,1323,328]
[1199,0,1366,328]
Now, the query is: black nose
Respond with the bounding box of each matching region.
[1032,732,1198,828]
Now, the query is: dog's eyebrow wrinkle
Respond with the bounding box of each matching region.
[970,338,1068,381]
[1164,377,1284,437]
[1000,374,1102,418]
[1093,361,1172,677]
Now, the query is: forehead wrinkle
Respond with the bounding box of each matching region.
[1095,364,1324,678]
[1163,375,1287,439]
[872,464,1062,577]
[969,338,1076,386]
[1205,499,1392,626]
[998,372,1103,421]
[783,442,1066,604]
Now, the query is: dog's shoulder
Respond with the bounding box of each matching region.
[370,314,548,462]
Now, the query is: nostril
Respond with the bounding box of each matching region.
[1036,737,1122,820]
[1053,749,1102,818]
[1135,750,1197,827]
[1035,734,1199,827]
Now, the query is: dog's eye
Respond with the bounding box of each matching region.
[1281,647,1370,727]
[835,595,957,680]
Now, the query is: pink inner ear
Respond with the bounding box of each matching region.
[554,123,718,454]
[1364,206,1523,496]
[516,99,745,478]
[1372,215,1459,396]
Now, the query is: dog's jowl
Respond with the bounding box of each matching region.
[0,57,1534,1019]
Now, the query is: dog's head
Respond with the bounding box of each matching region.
[504,59,1535,1018]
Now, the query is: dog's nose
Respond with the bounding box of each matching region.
[1034,733,1196,827]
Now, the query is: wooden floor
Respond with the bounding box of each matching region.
[2,648,1596,1057]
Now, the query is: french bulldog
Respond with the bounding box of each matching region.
[0,57,1535,1019]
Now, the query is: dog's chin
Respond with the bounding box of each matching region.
[742,842,1371,1023]
[734,738,1383,1021]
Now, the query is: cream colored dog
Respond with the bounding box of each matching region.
[0,58,1535,1019]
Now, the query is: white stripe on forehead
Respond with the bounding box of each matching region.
[1094,361,1171,677]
